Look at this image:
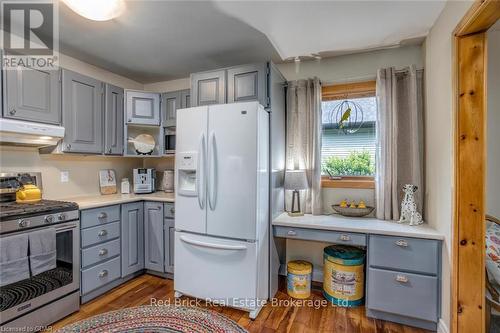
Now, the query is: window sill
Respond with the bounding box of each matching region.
[321,177,375,189]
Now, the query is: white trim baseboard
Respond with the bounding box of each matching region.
[437,318,449,333]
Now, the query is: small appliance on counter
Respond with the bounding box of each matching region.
[15,173,42,203]
[164,127,176,154]
[133,168,156,194]
[162,170,174,193]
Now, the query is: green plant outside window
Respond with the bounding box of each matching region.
[322,150,375,177]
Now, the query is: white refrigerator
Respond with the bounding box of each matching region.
[174,101,269,319]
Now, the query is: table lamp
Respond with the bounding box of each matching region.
[284,170,309,216]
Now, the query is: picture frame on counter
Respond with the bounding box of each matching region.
[99,169,117,195]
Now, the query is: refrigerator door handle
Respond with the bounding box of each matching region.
[197,134,206,209]
[180,235,247,251]
[208,132,218,210]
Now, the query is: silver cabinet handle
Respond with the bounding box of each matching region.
[99,270,108,278]
[66,143,71,150]
[98,230,108,237]
[107,148,112,154]
[340,234,351,241]
[395,240,408,247]
[170,207,175,215]
[9,109,16,115]
[98,212,107,219]
[98,248,108,256]
[395,274,409,283]
[287,230,297,236]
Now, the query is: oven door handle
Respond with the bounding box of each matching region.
[54,223,78,232]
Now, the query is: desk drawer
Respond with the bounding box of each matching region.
[81,256,121,294]
[369,235,439,275]
[82,239,121,268]
[367,267,438,322]
[81,205,120,229]
[274,226,366,246]
[81,221,120,248]
[164,203,175,219]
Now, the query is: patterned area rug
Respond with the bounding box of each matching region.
[55,305,248,333]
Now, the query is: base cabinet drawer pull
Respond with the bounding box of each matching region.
[395,274,409,283]
[98,270,108,278]
[287,230,297,236]
[98,212,107,219]
[395,240,408,247]
[98,249,108,256]
[98,230,108,237]
[340,234,351,241]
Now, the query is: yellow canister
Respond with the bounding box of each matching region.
[323,245,365,307]
[287,260,312,299]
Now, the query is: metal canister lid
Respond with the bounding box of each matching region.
[324,245,365,266]
[287,260,313,275]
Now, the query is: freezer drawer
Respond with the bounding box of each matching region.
[174,232,259,310]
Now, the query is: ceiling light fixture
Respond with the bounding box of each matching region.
[62,0,126,21]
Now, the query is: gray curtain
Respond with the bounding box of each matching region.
[375,66,424,221]
[286,78,323,215]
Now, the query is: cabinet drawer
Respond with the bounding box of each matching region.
[82,239,121,268]
[164,203,175,219]
[369,235,439,275]
[81,256,121,294]
[274,226,366,247]
[367,267,438,322]
[81,221,120,248]
[81,205,120,229]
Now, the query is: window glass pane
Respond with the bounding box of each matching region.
[321,96,377,176]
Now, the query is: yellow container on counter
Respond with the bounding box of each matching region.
[287,260,312,299]
[323,245,365,307]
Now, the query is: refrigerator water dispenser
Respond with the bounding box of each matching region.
[177,152,198,196]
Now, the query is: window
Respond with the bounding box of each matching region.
[321,81,376,188]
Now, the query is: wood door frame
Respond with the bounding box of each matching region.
[452,1,500,332]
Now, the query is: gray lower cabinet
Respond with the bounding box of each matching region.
[366,235,441,331]
[191,70,226,106]
[144,202,164,272]
[162,89,190,127]
[227,63,267,106]
[121,202,145,276]
[3,65,61,124]
[62,69,103,153]
[125,90,160,125]
[104,84,124,155]
[164,203,175,274]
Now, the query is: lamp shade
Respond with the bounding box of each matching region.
[284,170,309,190]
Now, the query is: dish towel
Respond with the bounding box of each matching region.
[29,228,57,276]
[0,234,30,286]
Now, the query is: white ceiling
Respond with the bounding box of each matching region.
[54,0,446,83]
[213,0,447,61]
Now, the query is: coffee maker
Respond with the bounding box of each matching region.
[133,168,156,194]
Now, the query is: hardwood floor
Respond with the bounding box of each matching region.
[51,274,431,332]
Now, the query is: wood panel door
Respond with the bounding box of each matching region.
[227,63,267,107]
[121,202,145,277]
[104,84,124,155]
[144,202,164,272]
[62,69,103,153]
[3,66,61,124]
[125,90,160,125]
[164,217,175,274]
[191,70,226,106]
[162,91,180,127]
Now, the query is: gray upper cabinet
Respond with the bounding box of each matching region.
[191,70,226,106]
[162,89,190,127]
[3,66,61,124]
[121,202,145,277]
[125,90,160,125]
[104,84,124,155]
[227,63,267,107]
[144,202,164,272]
[62,69,103,153]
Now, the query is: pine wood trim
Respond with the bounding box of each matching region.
[321,176,375,189]
[322,80,376,101]
[452,2,499,332]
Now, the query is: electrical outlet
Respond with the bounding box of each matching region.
[60,171,69,183]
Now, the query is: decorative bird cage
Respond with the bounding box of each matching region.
[330,100,365,134]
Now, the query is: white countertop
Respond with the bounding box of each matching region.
[55,192,174,210]
[273,213,444,240]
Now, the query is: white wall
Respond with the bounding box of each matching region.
[487,28,500,218]
[423,1,473,330]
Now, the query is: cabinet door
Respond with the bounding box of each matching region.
[144,202,164,272]
[191,70,226,106]
[164,217,175,273]
[121,202,145,277]
[162,91,180,127]
[125,90,160,125]
[180,89,190,109]
[104,84,124,155]
[3,66,61,124]
[62,69,103,153]
[227,63,267,107]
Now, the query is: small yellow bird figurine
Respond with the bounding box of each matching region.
[349,200,357,208]
[358,200,367,209]
[340,199,348,208]
[339,107,351,128]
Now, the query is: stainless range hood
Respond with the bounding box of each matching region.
[0,118,65,147]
